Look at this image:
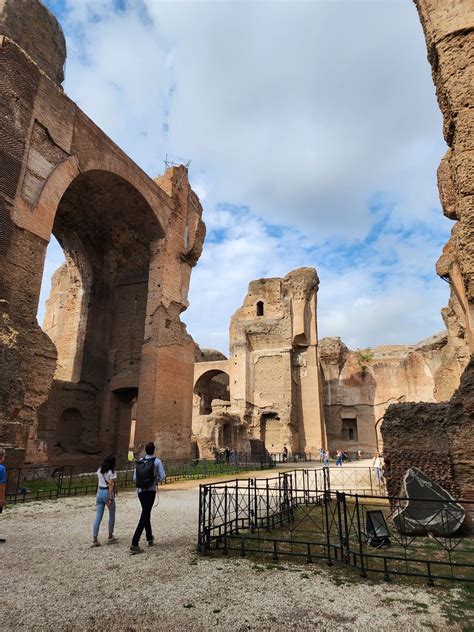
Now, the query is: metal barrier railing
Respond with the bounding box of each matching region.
[5,456,275,504]
[198,467,474,585]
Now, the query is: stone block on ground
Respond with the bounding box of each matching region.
[392,467,465,536]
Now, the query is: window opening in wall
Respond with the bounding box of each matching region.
[342,418,358,441]
[256,301,264,316]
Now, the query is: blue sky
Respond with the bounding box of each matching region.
[39,0,451,353]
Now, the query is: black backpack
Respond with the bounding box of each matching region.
[135,457,156,489]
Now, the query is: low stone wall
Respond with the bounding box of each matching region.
[444,357,474,500]
[382,357,473,500]
[381,402,455,497]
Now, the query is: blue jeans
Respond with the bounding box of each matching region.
[92,488,115,538]
[374,467,383,482]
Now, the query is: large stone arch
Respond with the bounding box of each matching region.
[30,153,169,242]
[35,166,166,464]
[0,0,205,467]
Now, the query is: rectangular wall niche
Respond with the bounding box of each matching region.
[342,418,358,442]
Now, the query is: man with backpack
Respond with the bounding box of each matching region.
[130,442,166,554]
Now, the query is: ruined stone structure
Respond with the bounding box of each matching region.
[0,0,205,467]
[193,274,460,459]
[382,1,474,500]
[192,268,326,458]
[320,333,461,455]
[382,357,474,502]
[415,0,474,354]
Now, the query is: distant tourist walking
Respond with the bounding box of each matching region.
[282,445,289,463]
[130,442,166,554]
[319,447,324,462]
[335,450,343,466]
[373,452,384,483]
[91,455,118,547]
[0,449,7,543]
[323,450,330,467]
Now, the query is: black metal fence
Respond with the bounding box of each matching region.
[5,456,275,504]
[198,468,474,585]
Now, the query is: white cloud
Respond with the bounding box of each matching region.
[38,0,452,353]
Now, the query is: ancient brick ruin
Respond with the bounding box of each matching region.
[192,268,326,458]
[0,0,205,468]
[0,0,472,491]
[381,0,474,499]
[319,332,468,455]
[193,268,468,459]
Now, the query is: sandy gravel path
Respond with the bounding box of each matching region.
[0,478,467,631]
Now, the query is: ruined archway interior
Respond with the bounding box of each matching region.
[193,370,230,416]
[37,170,163,461]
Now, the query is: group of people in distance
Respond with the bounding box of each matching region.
[92,441,166,554]
[317,446,385,482]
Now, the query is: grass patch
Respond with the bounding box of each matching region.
[442,583,474,629]
[219,500,473,585]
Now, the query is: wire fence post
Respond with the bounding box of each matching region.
[336,492,345,562]
[324,491,333,566]
[341,492,350,563]
[235,478,239,534]
[197,484,204,552]
[254,478,258,531]
[266,479,270,531]
[355,495,367,578]
[67,465,73,496]
[223,485,228,555]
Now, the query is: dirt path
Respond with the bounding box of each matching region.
[0,479,468,631]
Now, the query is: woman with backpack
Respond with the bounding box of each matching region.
[91,455,118,547]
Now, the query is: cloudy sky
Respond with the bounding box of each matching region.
[40,0,451,354]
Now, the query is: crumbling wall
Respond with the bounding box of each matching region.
[382,356,474,500]
[434,293,471,399]
[381,402,455,496]
[320,333,455,455]
[193,267,325,457]
[414,0,474,349]
[0,0,205,468]
[443,357,474,500]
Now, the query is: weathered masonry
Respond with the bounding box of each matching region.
[192,268,326,459]
[382,0,474,500]
[0,0,205,468]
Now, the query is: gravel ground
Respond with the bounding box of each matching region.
[0,476,468,631]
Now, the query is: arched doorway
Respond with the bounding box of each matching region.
[38,169,163,458]
[193,370,230,415]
